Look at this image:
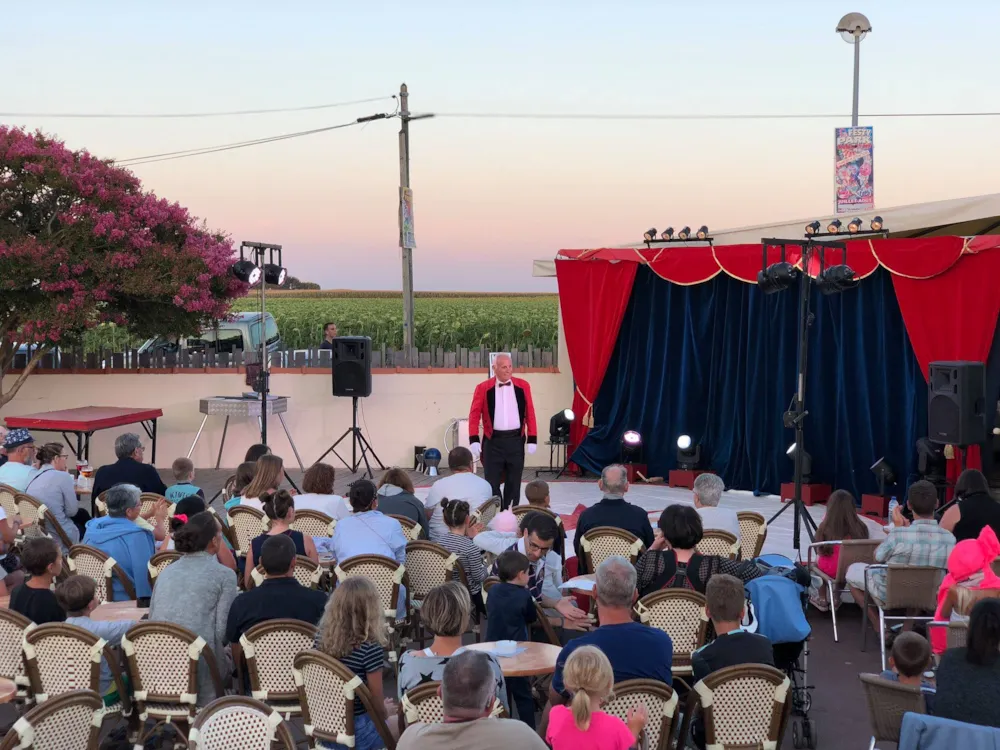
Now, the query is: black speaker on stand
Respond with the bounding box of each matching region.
[316,336,385,479]
[928,361,987,466]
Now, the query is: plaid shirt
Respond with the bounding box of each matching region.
[868,519,955,600]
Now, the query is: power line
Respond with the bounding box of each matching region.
[0,96,394,120]
[430,110,1000,121]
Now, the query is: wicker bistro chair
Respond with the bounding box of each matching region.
[695,530,740,560]
[472,497,501,527]
[862,563,945,671]
[859,672,925,748]
[205,506,237,550]
[334,555,408,670]
[147,551,182,590]
[239,620,318,720]
[293,650,397,750]
[93,493,108,518]
[139,493,168,519]
[227,506,267,559]
[121,621,224,733]
[404,541,461,646]
[512,505,566,559]
[399,681,505,731]
[0,609,35,704]
[679,664,792,750]
[14,493,51,543]
[220,475,238,504]
[634,589,709,684]
[0,484,19,521]
[806,538,881,643]
[248,556,323,590]
[67,545,137,603]
[388,515,422,542]
[604,679,679,750]
[0,689,104,750]
[289,510,336,538]
[736,511,767,560]
[22,622,132,730]
[580,526,645,574]
[188,696,296,750]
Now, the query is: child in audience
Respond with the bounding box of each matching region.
[486,550,538,728]
[879,631,936,712]
[165,457,204,503]
[525,479,550,508]
[546,645,647,750]
[692,573,774,683]
[811,490,870,610]
[224,461,260,511]
[9,537,65,624]
[56,575,131,706]
[315,576,396,750]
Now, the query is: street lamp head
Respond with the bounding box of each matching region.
[837,12,872,43]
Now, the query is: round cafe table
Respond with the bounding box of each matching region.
[91,601,148,622]
[466,641,561,677]
[561,574,595,594]
[0,678,16,704]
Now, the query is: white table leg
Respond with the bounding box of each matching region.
[187,415,210,458]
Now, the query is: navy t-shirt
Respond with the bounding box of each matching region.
[486,581,537,642]
[551,621,673,695]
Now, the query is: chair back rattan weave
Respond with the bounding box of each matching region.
[634,589,709,676]
[0,689,102,750]
[580,526,644,571]
[736,511,766,559]
[289,510,335,538]
[690,664,791,749]
[605,679,678,750]
[188,696,295,750]
[227,506,266,557]
[696,530,740,560]
[67,545,136,603]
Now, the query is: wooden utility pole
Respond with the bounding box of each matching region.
[398,83,415,364]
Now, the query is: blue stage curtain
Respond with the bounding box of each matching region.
[572,266,928,498]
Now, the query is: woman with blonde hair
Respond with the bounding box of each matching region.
[239,454,284,511]
[315,577,395,750]
[545,645,647,750]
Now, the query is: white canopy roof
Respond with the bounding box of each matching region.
[532,192,1000,277]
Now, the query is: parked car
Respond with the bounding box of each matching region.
[137,312,282,358]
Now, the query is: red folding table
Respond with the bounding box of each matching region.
[3,407,164,463]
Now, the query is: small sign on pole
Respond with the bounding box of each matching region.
[834,126,874,214]
[399,187,416,249]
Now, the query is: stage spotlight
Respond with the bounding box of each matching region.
[786,442,813,483]
[827,219,842,234]
[622,430,643,461]
[916,437,947,480]
[643,228,658,242]
[661,227,674,240]
[816,264,859,295]
[870,457,896,496]
[805,221,821,235]
[549,409,575,444]
[263,263,287,286]
[232,259,261,285]
[757,262,798,294]
[697,225,709,240]
[848,217,863,234]
[870,216,883,231]
[676,434,702,470]
[677,226,691,240]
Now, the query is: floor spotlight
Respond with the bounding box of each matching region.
[677,226,691,240]
[622,430,643,462]
[549,409,575,444]
[676,434,702,470]
[870,457,896,496]
[232,259,261,285]
[786,442,813,483]
[696,225,709,240]
[827,219,842,234]
[870,216,883,232]
[263,263,287,286]
[643,228,658,242]
[847,217,863,234]
[757,262,798,294]
[661,227,674,240]
[816,264,859,294]
[805,221,821,236]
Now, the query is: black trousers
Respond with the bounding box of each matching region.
[507,677,536,729]
[484,432,524,510]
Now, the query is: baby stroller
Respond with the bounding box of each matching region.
[745,555,816,749]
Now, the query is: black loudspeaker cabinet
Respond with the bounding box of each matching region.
[928,361,986,446]
[331,336,372,398]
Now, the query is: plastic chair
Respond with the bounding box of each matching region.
[696,529,740,560]
[67,544,137,603]
[605,679,679,750]
[861,563,945,670]
[859,672,925,749]
[737,511,767,559]
[806,538,880,642]
[0,689,103,750]
[580,526,645,573]
[634,589,709,680]
[188,695,296,750]
[289,510,336,538]
[239,619,317,720]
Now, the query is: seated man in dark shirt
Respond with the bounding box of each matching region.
[225,534,328,644]
[574,464,654,572]
[692,573,774,682]
[91,433,168,499]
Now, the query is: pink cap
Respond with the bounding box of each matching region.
[489,510,519,534]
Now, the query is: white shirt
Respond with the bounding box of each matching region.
[424,471,494,540]
[696,506,741,539]
[239,497,265,512]
[293,493,350,520]
[493,379,520,431]
[0,461,36,492]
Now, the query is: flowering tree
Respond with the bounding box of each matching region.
[0,126,246,409]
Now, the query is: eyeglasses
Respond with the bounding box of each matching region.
[526,537,553,555]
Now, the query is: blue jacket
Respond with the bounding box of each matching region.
[82,516,156,600]
[900,712,1000,750]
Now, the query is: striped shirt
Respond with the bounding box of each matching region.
[869,520,955,600]
[438,532,489,594]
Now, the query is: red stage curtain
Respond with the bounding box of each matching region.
[555,259,638,457]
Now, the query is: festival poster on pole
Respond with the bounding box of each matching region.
[399,187,416,249]
[834,126,874,214]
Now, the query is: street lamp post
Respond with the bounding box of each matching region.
[836,12,872,127]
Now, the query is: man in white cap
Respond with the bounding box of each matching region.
[0,428,36,491]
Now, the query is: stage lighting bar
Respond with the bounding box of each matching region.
[642,225,713,247]
[802,217,888,239]
[813,239,859,295]
[758,239,799,295]
[232,241,287,287]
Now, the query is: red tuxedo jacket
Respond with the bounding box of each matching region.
[468,376,538,445]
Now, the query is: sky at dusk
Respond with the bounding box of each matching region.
[5,1,1000,291]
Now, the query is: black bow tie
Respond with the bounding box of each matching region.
[498,381,512,388]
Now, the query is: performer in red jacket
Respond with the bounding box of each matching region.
[468,354,537,509]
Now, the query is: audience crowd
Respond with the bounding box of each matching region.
[1,426,1000,748]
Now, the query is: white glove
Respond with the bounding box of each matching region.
[527,444,537,455]
[470,442,482,460]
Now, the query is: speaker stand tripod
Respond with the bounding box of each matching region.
[316,397,385,479]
